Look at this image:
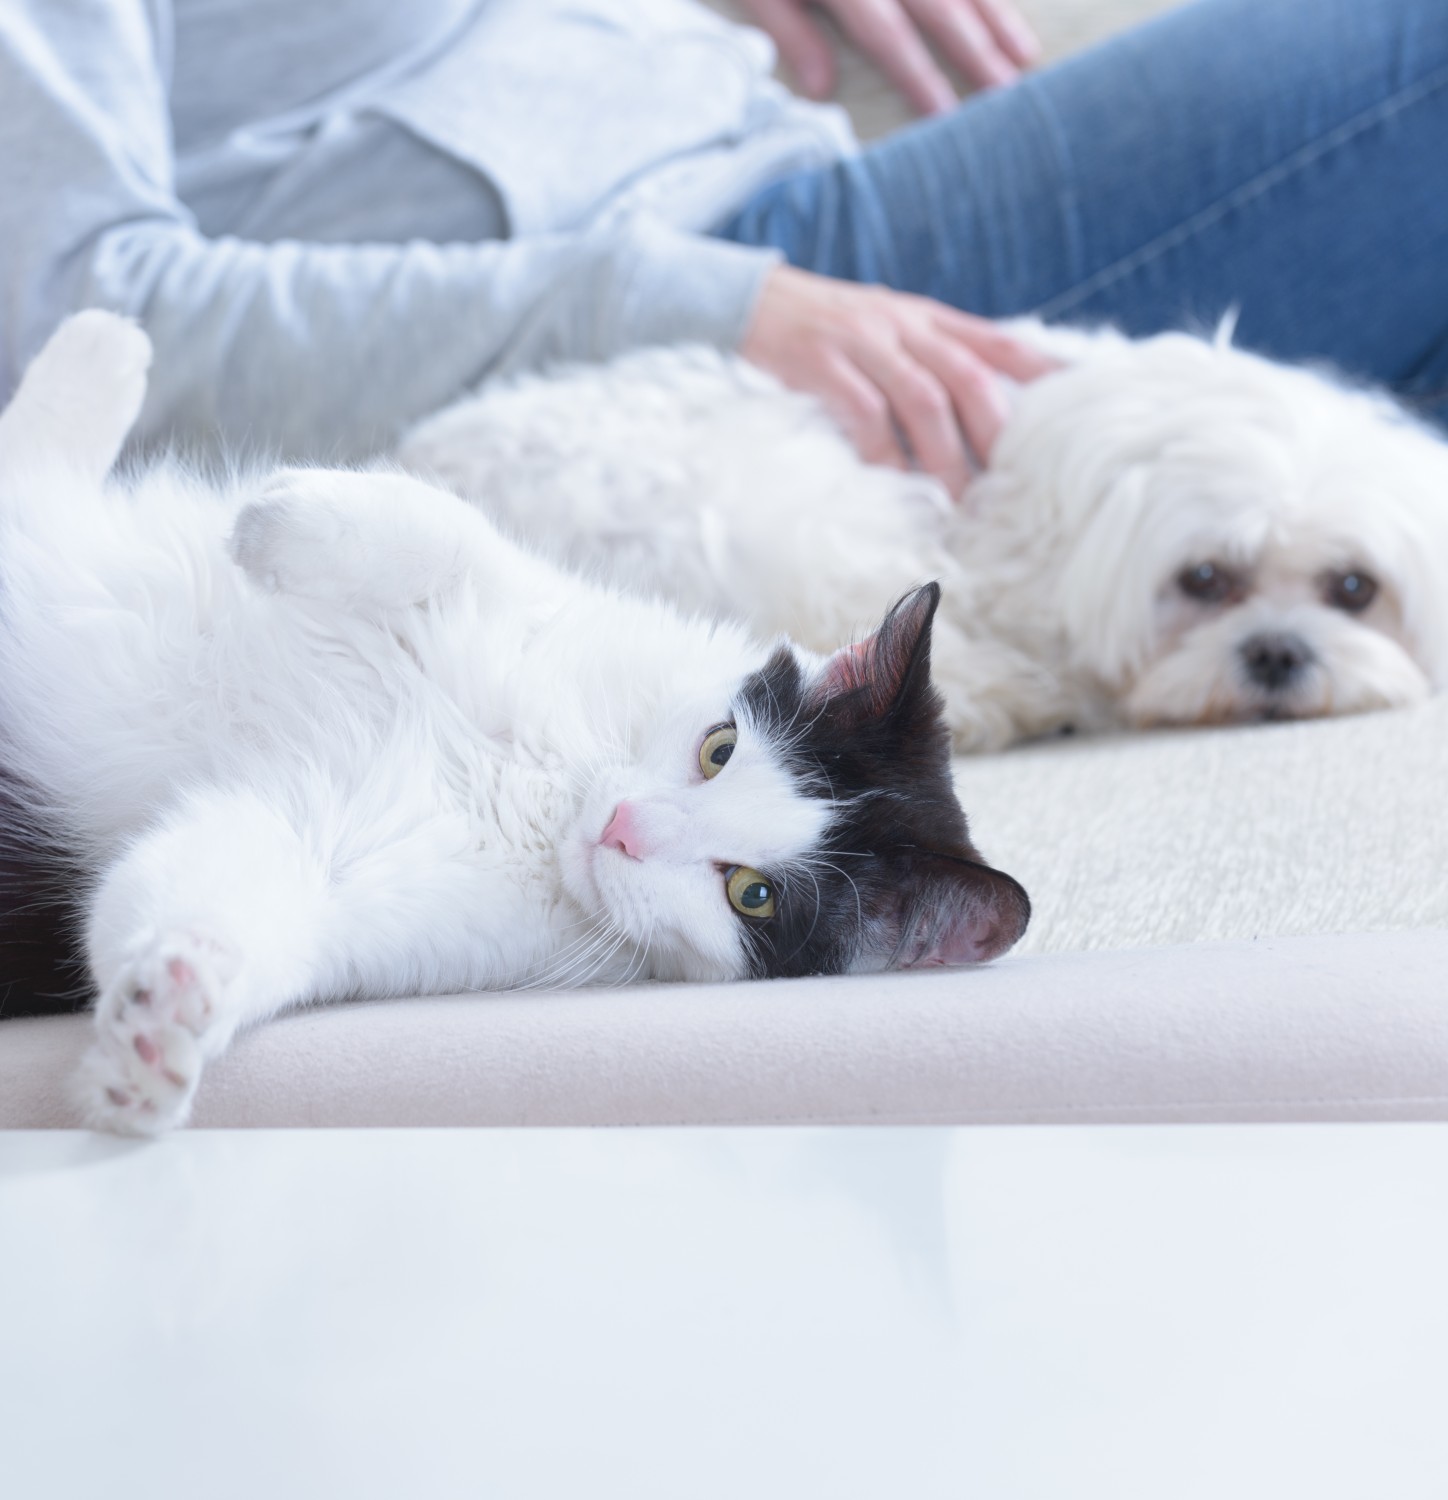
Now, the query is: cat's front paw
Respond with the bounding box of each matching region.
[78,931,237,1136]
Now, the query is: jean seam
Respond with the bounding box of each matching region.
[1034,59,1448,321]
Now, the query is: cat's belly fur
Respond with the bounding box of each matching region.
[0,464,612,988]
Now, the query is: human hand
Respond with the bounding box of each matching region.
[740,265,1057,496]
[739,0,1040,114]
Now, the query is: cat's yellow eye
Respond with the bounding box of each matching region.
[726,865,776,919]
[699,724,737,779]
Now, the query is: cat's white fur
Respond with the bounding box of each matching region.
[401,323,1448,749]
[0,313,1016,1135]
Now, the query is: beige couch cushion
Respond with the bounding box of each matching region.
[3,931,1443,1128]
[964,695,1448,955]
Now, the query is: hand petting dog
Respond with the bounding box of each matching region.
[741,264,1058,497]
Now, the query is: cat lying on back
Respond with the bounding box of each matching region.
[0,313,1029,1135]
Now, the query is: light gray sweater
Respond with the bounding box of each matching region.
[0,0,854,456]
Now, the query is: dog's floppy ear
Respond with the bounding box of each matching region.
[872,850,1031,968]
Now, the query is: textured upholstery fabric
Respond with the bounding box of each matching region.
[963,696,1448,955]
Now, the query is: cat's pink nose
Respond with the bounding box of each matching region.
[600,802,645,860]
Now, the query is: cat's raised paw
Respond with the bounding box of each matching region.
[3,311,153,482]
[44,310,153,399]
[79,932,236,1136]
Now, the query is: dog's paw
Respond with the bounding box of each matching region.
[78,931,238,1136]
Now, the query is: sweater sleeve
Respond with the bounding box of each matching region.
[0,0,781,459]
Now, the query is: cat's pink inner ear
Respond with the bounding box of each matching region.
[904,865,1031,968]
[821,638,874,698]
[916,905,1018,966]
[820,584,940,712]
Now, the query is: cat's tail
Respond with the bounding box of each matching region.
[0,310,152,486]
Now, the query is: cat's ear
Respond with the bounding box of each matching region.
[820,583,941,722]
[883,852,1031,967]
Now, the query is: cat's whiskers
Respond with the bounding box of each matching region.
[512,901,617,982]
[778,700,831,756]
[593,666,628,763]
[519,916,616,990]
[618,914,654,986]
[571,920,633,989]
[606,672,639,773]
[534,724,615,810]
[808,855,865,931]
[775,861,825,967]
[776,681,829,746]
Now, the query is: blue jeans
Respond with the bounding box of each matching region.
[716,0,1448,425]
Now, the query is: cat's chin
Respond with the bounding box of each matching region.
[558,826,606,909]
[556,831,658,970]
[557,830,747,986]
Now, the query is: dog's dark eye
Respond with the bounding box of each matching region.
[1323,569,1378,614]
[1177,562,1242,605]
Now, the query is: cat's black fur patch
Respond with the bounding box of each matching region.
[734,584,1029,979]
[0,770,88,1017]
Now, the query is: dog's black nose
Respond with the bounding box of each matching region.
[1240,632,1313,691]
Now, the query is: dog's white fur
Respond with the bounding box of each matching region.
[401,322,1448,749]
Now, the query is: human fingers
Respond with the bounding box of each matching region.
[906,0,1018,89]
[854,337,973,494]
[740,0,838,99]
[820,353,912,471]
[826,0,957,115]
[929,304,1063,382]
[959,0,1041,70]
[905,327,1012,467]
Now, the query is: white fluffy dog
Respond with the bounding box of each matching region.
[399,323,1448,751]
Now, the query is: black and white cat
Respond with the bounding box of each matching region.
[0,313,1029,1134]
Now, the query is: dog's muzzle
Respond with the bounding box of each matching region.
[1240,632,1314,692]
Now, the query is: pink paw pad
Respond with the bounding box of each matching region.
[85,931,237,1133]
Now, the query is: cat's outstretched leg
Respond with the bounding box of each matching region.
[79,787,329,1135]
[228,466,561,617]
[78,773,573,1133]
[0,311,151,484]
